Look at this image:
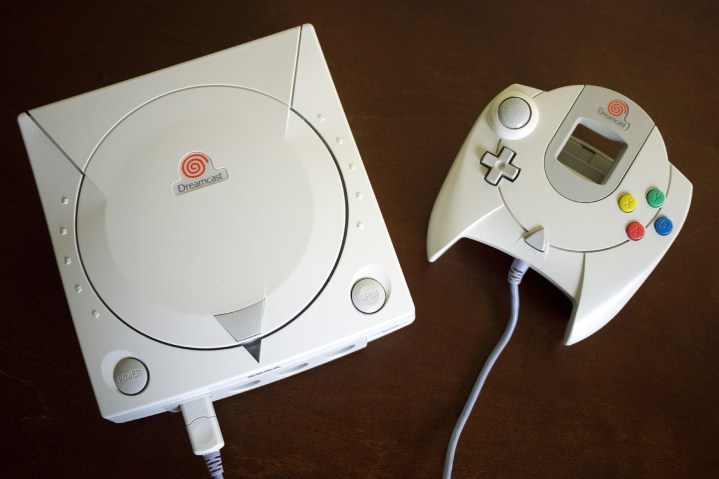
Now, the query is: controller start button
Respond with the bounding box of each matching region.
[113,357,149,395]
[351,278,386,314]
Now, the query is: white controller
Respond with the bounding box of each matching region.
[427,84,692,344]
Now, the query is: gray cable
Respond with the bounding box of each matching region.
[442,259,529,479]
[203,450,224,479]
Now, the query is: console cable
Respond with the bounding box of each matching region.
[181,397,225,479]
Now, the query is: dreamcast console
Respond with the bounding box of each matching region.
[19,25,414,423]
[428,84,691,344]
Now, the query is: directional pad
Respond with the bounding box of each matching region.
[480,147,520,185]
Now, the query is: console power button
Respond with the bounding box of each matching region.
[113,357,149,395]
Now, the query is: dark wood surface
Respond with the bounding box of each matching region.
[2,1,717,478]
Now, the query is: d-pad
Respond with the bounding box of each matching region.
[480,147,520,185]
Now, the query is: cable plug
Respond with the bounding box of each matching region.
[508,258,530,285]
[181,397,225,479]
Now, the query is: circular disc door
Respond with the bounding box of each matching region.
[77,86,346,349]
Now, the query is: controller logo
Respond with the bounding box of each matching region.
[606,99,628,117]
[596,99,630,130]
[173,152,228,196]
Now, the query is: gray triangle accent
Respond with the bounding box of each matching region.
[524,228,547,252]
[214,298,265,343]
[244,339,262,363]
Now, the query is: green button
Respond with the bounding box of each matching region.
[646,188,665,208]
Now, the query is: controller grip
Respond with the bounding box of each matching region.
[427,142,504,262]
[565,166,692,344]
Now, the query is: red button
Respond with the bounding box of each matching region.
[626,221,645,241]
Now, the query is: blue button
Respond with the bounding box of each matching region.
[654,217,673,236]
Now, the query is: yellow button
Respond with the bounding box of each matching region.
[618,194,637,212]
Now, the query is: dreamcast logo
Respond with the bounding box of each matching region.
[596,98,630,130]
[172,151,229,196]
[181,153,210,179]
[606,99,629,118]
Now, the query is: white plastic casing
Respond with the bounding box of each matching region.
[19,25,414,422]
[428,84,691,345]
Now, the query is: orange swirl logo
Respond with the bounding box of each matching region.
[596,98,630,130]
[606,99,628,118]
[181,153,209,179]
[173,151,229,196]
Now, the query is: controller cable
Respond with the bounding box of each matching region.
[442,258,530,479]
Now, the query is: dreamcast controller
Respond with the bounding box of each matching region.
[428,84,692,344]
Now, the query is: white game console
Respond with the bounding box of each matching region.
[428,84,691,344]
[18,25,414,424]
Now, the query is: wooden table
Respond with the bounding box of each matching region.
[2,1,717,477]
